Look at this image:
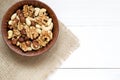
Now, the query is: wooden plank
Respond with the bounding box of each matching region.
[42,0,120,26]
[47,69,120,80]
[60,26,120,68]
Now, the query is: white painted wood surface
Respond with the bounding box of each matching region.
[40,0,120,80]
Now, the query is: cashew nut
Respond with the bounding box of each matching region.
[16,41,20,46]
[36,24,42,29]
[47,18,52,26]
[48,31,53,39]
[11,13,17,20]
[39,8,46,15]
[36,28,42,34]
[8,30,13,39]
[34,8,40,17]
[42,22,53,31]
[26,17,31,26]
[27,47,32,51]
[40,8,46,13]
[16,16,20,20]
[8,20,13,25]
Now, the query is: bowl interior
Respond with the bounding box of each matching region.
[1,0,59,56]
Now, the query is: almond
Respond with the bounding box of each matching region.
[19,13,25,23]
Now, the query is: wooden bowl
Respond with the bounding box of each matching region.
[1,0,59,57]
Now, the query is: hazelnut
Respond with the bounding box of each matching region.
[14,18,19,24]
[20,29,26,35]
[21,34,26,38]
[31,21,36,26]
[18,36,24,42]
[16,9,22,15]
[24,36,29,41]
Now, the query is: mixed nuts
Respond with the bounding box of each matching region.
[7,5,53,52]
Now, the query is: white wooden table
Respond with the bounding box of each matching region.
[41,0,120,80]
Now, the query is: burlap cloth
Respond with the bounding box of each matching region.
[0,0,79,80]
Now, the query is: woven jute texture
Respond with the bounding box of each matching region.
[0,0,80,80]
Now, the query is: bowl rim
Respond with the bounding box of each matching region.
[1,0,59,57]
